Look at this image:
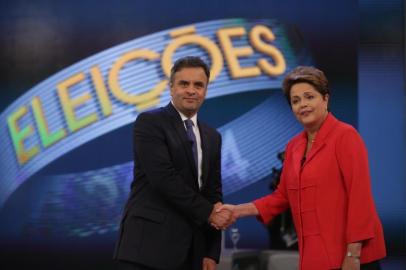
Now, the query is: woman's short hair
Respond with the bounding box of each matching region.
[282,66,330,105]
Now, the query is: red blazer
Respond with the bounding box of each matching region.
[254,113,386,268]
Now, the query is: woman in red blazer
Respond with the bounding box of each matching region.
[217,66,386,270]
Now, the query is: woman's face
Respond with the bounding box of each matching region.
[290,82,329,130]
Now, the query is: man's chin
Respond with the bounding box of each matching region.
[184,105,199,112]
[180,107,199,117]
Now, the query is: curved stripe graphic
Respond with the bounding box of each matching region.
[0,18,311,209]
[17,93,301,238]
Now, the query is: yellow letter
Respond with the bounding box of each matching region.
[57,73,98,132]
[90,66,113,116]
[31,96,66,148]
[217,27,261,78]
[162,26,223,82]
[249,25,286,76]
[108,49,167,111]
[7,106,39,165]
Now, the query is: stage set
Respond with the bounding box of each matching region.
[0,0,404,269]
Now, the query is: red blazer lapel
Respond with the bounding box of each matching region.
[291,133,306,178]
[304,113,339,166]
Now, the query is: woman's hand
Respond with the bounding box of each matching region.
[213,204,238,229]
[342,243,362,270]
[216,202,259,223]
[341,256,360,270]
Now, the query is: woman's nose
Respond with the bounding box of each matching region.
[300,100,308,107]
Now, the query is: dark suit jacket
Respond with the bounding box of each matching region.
[114,103,222,270]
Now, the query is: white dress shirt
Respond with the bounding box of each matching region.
[172,105,203,188]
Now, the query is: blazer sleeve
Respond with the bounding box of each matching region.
[253,146,291,225]
[336,128,377,243]
[134,113,213,226]
[203,133,222,262]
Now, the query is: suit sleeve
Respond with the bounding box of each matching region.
[336,129,377,243]
[134,113,213,226]
[203,133,222,262]
[253,146,291,225]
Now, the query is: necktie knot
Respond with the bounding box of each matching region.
[185,119,194,129]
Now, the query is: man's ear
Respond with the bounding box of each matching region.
[169,82,173,96]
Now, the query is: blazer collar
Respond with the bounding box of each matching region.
[291,113,339,175]
[310,112,338,143]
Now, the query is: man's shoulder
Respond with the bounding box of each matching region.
[199,121,220,137]
[136,106,168,122]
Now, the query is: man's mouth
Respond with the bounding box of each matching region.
[184,98,197,102]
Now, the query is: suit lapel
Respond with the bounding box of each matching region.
[304,141,326,165]
[198,121,209,188]
[164,103,198,180]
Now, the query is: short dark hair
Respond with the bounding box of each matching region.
[169,56,210,85]
[282,66,330,105]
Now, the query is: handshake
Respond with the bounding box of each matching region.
[208,202,238,230]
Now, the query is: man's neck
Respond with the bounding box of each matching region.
[171,101,197,120]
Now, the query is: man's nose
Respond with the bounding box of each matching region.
[185,87,196,94]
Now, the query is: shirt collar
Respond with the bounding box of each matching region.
[171,100,198,126]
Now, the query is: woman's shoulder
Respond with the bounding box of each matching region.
[335,119,360,138]
[333,119,367,150]
[285,131,306,150]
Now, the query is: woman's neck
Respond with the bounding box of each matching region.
[305,112,328,142]
[306,130,317,143]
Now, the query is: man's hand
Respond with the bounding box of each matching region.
[217,204,239,225]
[208,202,235,230]
[202,257,216,270]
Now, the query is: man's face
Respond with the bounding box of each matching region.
[170,67,208,118]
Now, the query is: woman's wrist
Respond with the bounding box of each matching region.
[346,251,360,263]
[235,203,258,218]
[346,242,362,259]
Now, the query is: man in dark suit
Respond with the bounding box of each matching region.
[114,56,232,270]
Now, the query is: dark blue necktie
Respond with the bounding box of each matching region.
[184,119,198,173]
